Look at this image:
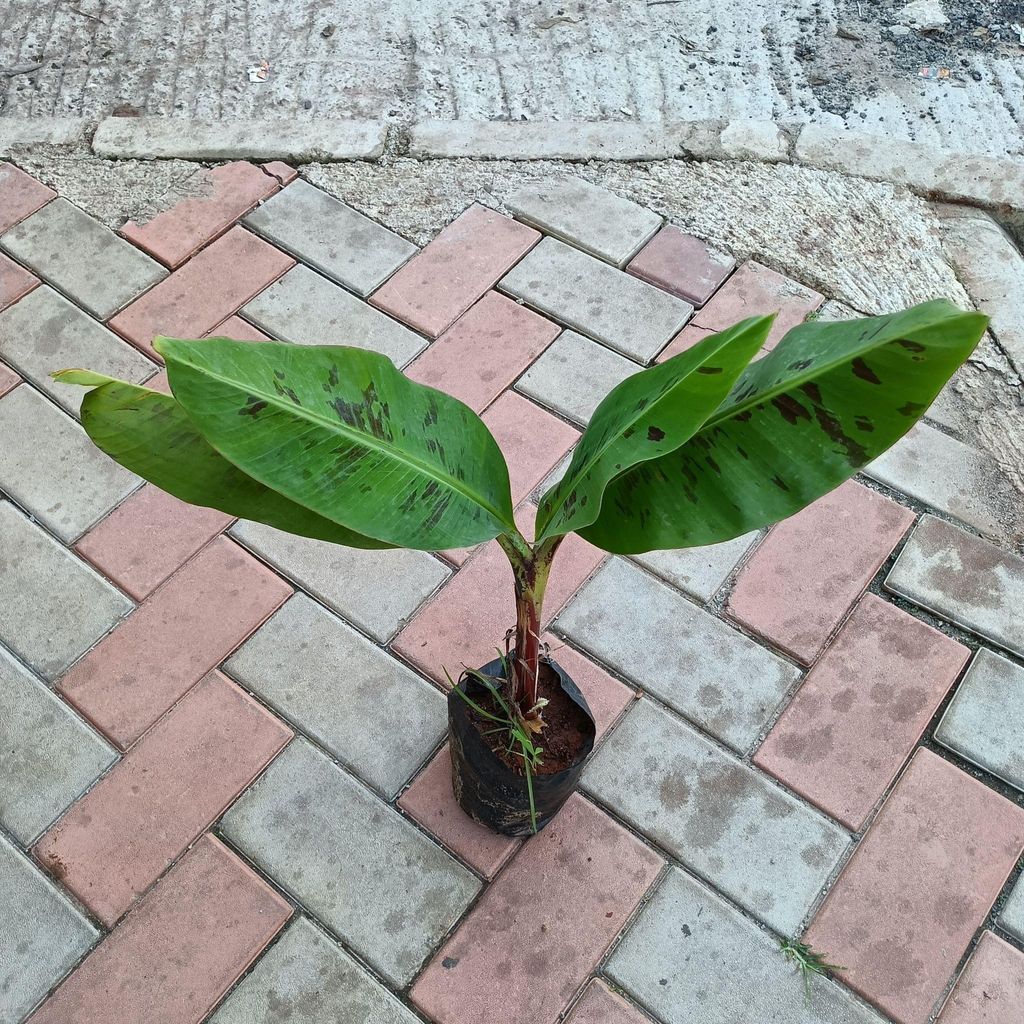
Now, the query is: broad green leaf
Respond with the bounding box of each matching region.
[535,315,773,543]
[579,300,987,554]
[62,374,392,548]
[155,337,517,550]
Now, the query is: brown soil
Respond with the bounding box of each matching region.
[467,660,593,776]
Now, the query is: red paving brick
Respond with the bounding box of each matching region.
[0,161,55,233]
[0,250,38,311]
[691,259,822,350]
[371,204,540,337]
[541,637,635,739]
[34,672,292,926]
[411,794,663,1024]
[626,225,735,306]
[0,360,21,396]
[261,161,298,185]
[935,931,1024,1024]
[755,594,970,830]
[405,291,560,413]
[394,533,605,686]
[204,313,273,342]
[107,226,294,359]
[655,323,715,362]
[27,834,291,1024]
[566,980,651,1024]
[804,749,1024,1024]
[58,536,292,749]
[119,162,281,268]
[726,480,914,665]
[75,483,232,601]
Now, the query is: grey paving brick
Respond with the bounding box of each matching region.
[0,644,117,844]
[582,699,850,934]
[607,866,886,1024]
[934,648,1024,793]
[209,915,418,1024]
[633,531,760,603]
[220,737,480,988]
[999,873,1024,943]
[0,198,166,319]
[516,329,637,426]
[243,179,416,297]
[241,264,426,367]
[0,500,131,680]
[224,594,445,798]
[0,833,98,1024]
[864,422,1008,537]
[0,285,157,416]
[0,384,140,541]
[500,237,693,362]
[885,515,1024,658]
[557,558,798,751]
[230,520,449,642]
[505,178,662,266]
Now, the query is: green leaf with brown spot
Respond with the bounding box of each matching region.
[534,315,773,543]
[154,337,517,550]
[577,299,987,554]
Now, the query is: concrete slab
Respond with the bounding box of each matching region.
[583,698,850,934]
[219,737,480,988]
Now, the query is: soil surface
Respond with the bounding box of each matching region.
[467,661,593,776]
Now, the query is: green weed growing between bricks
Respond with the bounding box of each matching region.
[55,299,985,835]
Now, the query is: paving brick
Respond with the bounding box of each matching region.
[230,519,448,642]
[565,981,650,1024]
[935,648,1024,793]
[0,249,37,310]
[241,263,426,366]
[393,532,605,686]
[108,226,293,359]
[0,161,56,233]
[209,916,419,1024]
[544,638,636,739]
[755,594,970,830]
[935,931,1024,1024]
[505,178,661,266]
[371,204,539,337]
[34,671,291,926]
[865,422,1008,537]
[0,500,131,680]
[655,323,715,362]
[633,530,759,603]
[0,835,97,1024]
[0,644,116,846]
[0,385,140,541]
[204,313,273,342]
[500,237,693,362]
[411,794,664,1024]
[517,328,638,426]
[558,558,799,752]
[74,483,232,601]
[405,291,559,412]
[728,480,915,665]
[626,225,736,305]
[606,866,887,1024]
[120,161,280,267]
[225,594,445,797]
[0,359,19,395]
[691,260,823,350]
[0,285,157,415]
[220,736,480,988]
[58,536,292,750]
[0,198,166,320]
[583,699,850,934]
[1000,873,1024,942]
[886,515,1024,658]
[243,178,416,296]
[27,835,291,1024]
[261,161,298,185]
[805,748,1024,1024]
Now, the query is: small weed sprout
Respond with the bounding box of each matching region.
[780,939,845,1003]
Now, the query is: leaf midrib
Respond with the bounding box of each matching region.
[166,353,517,534]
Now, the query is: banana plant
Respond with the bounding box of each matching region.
[56,299,985,726]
